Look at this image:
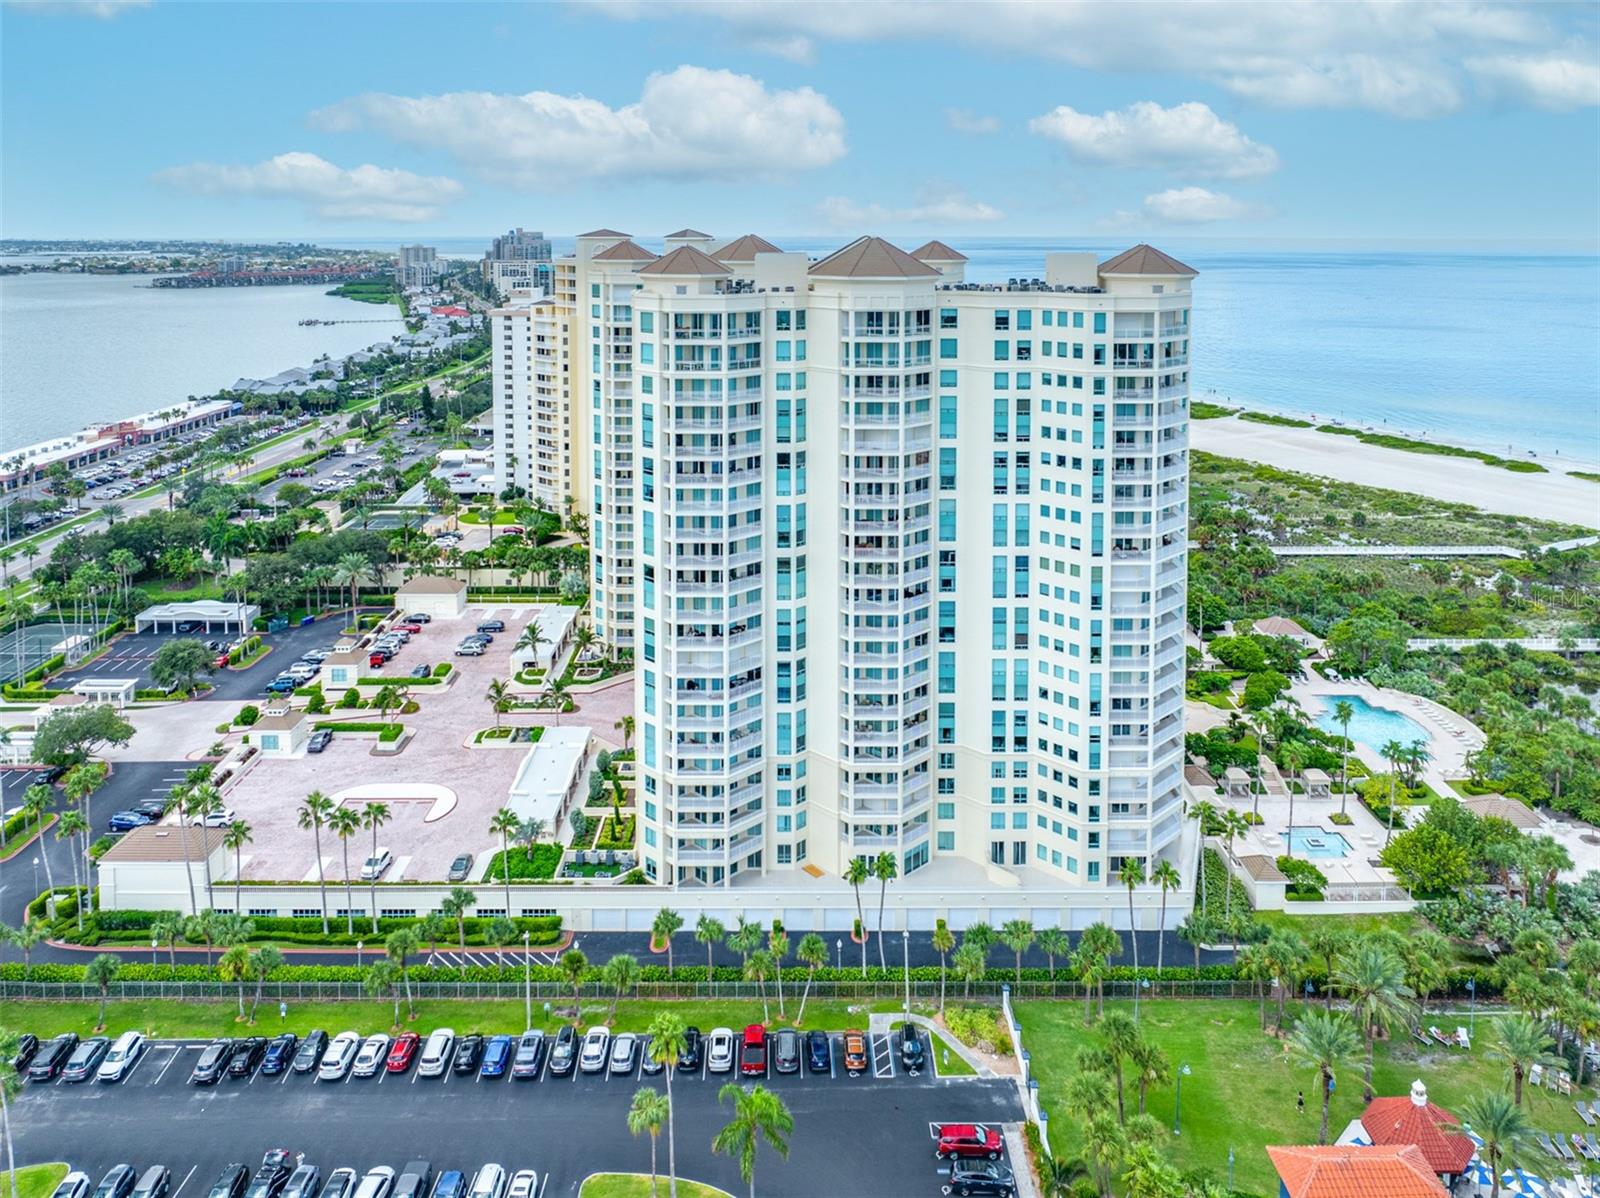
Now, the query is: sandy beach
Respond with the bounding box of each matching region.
[1193,415,1600,529]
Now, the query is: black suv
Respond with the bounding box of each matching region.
[898,1022,925,1074]
[547,1026,577,1077]
[228,1037,268,1077]
[205,1167,249,1198]
[949,1160,1015,1197]
[292,1029,328,1074]
[10,1034,39,1072]
[452,1033,485,1074]
[28,1033,79,1081]
[476,620,505,633]
[677,1026,703,1072]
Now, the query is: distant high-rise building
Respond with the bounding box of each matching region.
[395,244,439,288]
[488,228,552,263]
[483,229,553,295]
[493,229,1195,896]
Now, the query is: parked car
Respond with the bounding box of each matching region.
[898,1022,925,1073]
[453,643,484,657]
[403,612,432,624]
[352,1033,390,1077]
[773,1028,800,1074]
[547,1025,577,1076]
[842,1030,868,1075]
[511,1030,546,1079]
[10,1033,40,1072]
[948,1160,1016,1197]
[228,1037,268,1077]
[130,1168,171,1198]
[320,1172,356,1198]
[107,810,153,832]
[318,1032,361,1081]
[200,807,237,828]
[132,799,169,819]
[640,1035,664,1074]
[391,1163,430,1198]
[307,730,333,754]
[579,1026,611,1073]
[806,1029,830,1073]
[477,620,505,633]
[49,1174,90,1198]
[368,653,388,669]
[417,1028,455,1077]
[61,1035,110,1082]
[935,1124,1004,1161]
[452,1033,485,1074]
[386,1032,420,1073]
[609,1032,640,1076]
[740,1025,768,1077]
[426,1177,463,1198]
[191,1039,234,1085]
[480,1034,513,1078]
[706,1027,735,1074]
[505,1175,536,1198]
[395,624,423,635]
[409,665,432,679]
[205,1167,249,1198]
[359,849,393,880]
[292,1029,328,1073]
[447,853,474,882]
[678,1027,703,1072]
[466,1167,504,1198]
[261,1032,298,1075]
[93,1167,137,1198]
[281,1166,320,1198]
[351,1170,393,1198]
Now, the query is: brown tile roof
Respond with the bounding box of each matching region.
[1098,243,1198,277]
[1360,1086,1474,1176]
[1238,854,1288,882]
[1458,795,1541,830]
[100,824,227,864]
[637,246,732,277]
[1254,616,1312,638]
[664,228,712,240]
[578,228,629,239]
[1267,1145,1447,1198]
[808,236,939,279]
[252,710,307,731]
[909,239,968,262]
[712,233,784,261]
[592,240,658,262]
[396,575,466,594]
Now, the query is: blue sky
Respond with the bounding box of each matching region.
[2,0,1598,245]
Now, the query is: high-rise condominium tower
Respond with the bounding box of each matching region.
[493,232,1192,895]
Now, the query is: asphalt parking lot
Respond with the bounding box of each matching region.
[10,1031,1021,1198]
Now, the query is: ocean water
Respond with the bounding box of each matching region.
[5,239,1597,462]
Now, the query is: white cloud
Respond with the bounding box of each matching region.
[1141,186,1266,224]
[1468,54,1600,110]
[1028,101,1278,179]
[153,152,464,223]
[586,1,1585,117]
[311,66,846,187]
[816,184,1004,228]
[946,107,1001,134]
[5,0,149,16]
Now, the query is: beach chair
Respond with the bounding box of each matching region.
[1530,1063,1545,1088]
[1456,1027,1471,1050]
[1585,1133,1599,1159]
[1557,1072,1574,1096]
[1557,1137,1577,1162]
[1575,1134,1598,1161]
[1413,1027,1433,1048]
[1578,1102,1598,1127]
[1429,1026,1454,1047]
[1539,1133,1563,1160]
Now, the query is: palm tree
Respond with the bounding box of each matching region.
[1380,737,1406,844]
[627,1087,671,1198]
[185,782,224,911]
[645,1012,686,1198]
[872,850,897,971]
[360,802,391,933]
[1264,929,1309,1030]
[545,677,569,726]
[1128,1038,1170,1117]
[219,943,253,1020]
[1000,919,1036,986]
[1305,925,1349,1011]
[745,949,774,1025]
[487,916,517,968]
[1080,922,1122,1019]
[84,952,120,1030]
[767,926,790,1019]
[328,805,361,935]
[1332,940,1414,1101]
[1288,1009,1361,1144]
[386,927,421,1021]
[1121,858,1145,978]
[696,914,726,987]
[1150,860,1180,992]
[614,714,635,753]
[653,907,684,977]
[55,809,88,931]
[1333,699,1355,814]
[152,912,182,970]
[1,1029,29,1198]
[844,857,870,977]
[1036,927,1069,980]
[441,887,476,952]
[223,819,252,912]
[333,551,369,619]
[931,922,956,1016]
[485,677,512,731]
[297,792,335,935]
[1221,809,1250,920]
[952,942,986,1002]
[1455,1091,1536,1198]
[364,959,404,1027]
[560,948,588,1022]
[1100,1010,1140,1124]
[604,953,641,1022]
[11,922,44,978]
[1281,741,1309,857]
[247,945,284,1023]
[712,1082,793,1198]
[1489,1013,1558,1107]
[793,933,827,1025]
[514,619,547,673]
[489,806,520,916]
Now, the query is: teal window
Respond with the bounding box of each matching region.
[939,394,957,438]
[940,369,957,387]
[639,312,653,332]
[1093,312,1106,334]
[940,338,957,358]
[937,832,955,851]
[937,802,955,820]
[993,340,1010,361]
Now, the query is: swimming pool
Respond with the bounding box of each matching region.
[1314,693,1428,751]
[1282,827,1353,859]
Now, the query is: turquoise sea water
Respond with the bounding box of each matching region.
[1313,693,1429,751]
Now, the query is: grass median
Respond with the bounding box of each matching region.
[578,1176,731,1198]
[14,1164,69,1198]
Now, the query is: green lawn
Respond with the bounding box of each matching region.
[14,1164,69,1198]
[578,1176,730,1198]
[928,1031,977,1076]
[1018,998,1589,1198]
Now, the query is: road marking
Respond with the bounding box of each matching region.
[153,1047,182,1085]
[120,1047,148,1083]
[171,1168,197,1198]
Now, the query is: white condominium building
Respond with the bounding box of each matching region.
[493,231,1193,896]
[490,294,573,509]
[395,244,439,289]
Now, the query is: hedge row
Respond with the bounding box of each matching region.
[60,910,562,948]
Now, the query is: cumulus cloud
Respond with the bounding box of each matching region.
[310,66,846,187]
[1468,54,1600,110]
[153,152,464,222]
[816,184,1004,228]
[1141,186,1266,224]
[1029,101,1278,179]
[586,1,1588,117]
[946,107,1001,134]
[5,0,149,16]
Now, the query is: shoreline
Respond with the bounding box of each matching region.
[1192,415,1600,529]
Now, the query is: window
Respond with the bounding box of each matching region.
[940,338,957,359]
[940,308,958,329]
[993,340,1010,361]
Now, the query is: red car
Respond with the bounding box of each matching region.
[934,1124,1004,1162]
[739,1024,767,1077]
[395,623,423,634]
[369,652,387,669]
[385,1032,419,1073]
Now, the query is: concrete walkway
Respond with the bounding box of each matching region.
[867,1010,998,1079]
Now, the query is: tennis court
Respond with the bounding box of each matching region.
[0,621,99,685]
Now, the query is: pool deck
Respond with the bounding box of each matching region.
[1292,675,1484,786]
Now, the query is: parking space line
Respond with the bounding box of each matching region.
[170,1168,197,1198]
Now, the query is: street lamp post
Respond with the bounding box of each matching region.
[901,929,911,1016]
[357,941,364,969]
[1173,1063,1191,1134]
[523,930,532,1029]
[32,856,39,898]
[1134,977,1149,1025]
[835,938,842,971]
[1467,978,1477,1036]
[151,936,159,967]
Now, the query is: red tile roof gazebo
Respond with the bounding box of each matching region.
[1359,1080,1474,1178]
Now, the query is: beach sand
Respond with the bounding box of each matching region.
[1193,416,1600,530]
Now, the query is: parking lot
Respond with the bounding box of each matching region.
[10,1030,1021,1198]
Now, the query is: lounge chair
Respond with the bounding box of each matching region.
[1412,1027,1433,1048]
[1455,1027,1471,1049]
[1578,1102,1598,1127]
[1429,1026,1454,1046]
[1585,1133,1600,1159]
[1530,1063,1545,1088]
[1557,1137,1577,1162]
[1539,1133,1562,1159]
[1575,1134,1598,1162]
